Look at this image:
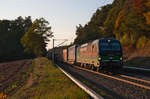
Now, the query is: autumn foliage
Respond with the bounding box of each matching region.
[74,0,150,51]
[133,0,145,15]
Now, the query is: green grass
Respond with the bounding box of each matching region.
[10,57,89,99]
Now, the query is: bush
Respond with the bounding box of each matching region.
[120,33,131,46]
[136,36,149,49]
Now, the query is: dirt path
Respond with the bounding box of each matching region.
[25,73,33,88]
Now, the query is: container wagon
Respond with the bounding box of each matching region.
[67,45,78,64]
[62,49,68,62]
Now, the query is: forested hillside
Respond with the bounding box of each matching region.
[74,0,150,56]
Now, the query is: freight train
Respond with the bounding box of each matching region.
[49,38,123,72]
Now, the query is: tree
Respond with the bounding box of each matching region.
[74,4,112,44]
[74,0,150,50]
[21,18,53,57]
[0,16,33,62]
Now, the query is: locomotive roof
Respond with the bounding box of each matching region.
[75,38,120,48]
[100,38,119,42]
[68,44,78,49]
[80,43,88,47]
[80,39,99,48]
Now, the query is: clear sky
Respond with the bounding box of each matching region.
[0,0,113,49]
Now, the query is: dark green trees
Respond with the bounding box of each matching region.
[21,18,53,57]
[74,4,112,44]
[0,17,53,62]
[0,16,32,62]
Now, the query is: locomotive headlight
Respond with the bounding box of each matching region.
[98,57,101,60]
[120,57,123,60]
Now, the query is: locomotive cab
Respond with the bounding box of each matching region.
[98,39,123,72]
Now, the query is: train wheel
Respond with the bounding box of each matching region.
[99,66,102,70]
[83,64,85,68]
[81,63,84,68]
[96,67,99,72]
[91,65,94,71]
[87,64,90,69]
[90,65,93,70]
[85,64,88,69]
[93,66,97,71]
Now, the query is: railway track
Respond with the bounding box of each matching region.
[58,63,150,98]
[73,65,150,90]
[55,64,103,99]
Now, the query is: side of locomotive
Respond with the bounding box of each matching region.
[76,38,123,72]
[76,40,100,71]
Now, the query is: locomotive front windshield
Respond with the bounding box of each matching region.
[99,41,122,56]
[100,42,121,51]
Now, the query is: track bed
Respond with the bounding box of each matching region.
[57,62,150,99]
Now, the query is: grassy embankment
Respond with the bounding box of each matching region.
[10,57,89,99]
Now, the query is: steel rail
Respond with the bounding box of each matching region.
[74,66,150,90]
[120,75,150,84]
[55,64,104,99]
[124,66,150,72]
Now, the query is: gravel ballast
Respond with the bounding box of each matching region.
[58,62,150,99]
